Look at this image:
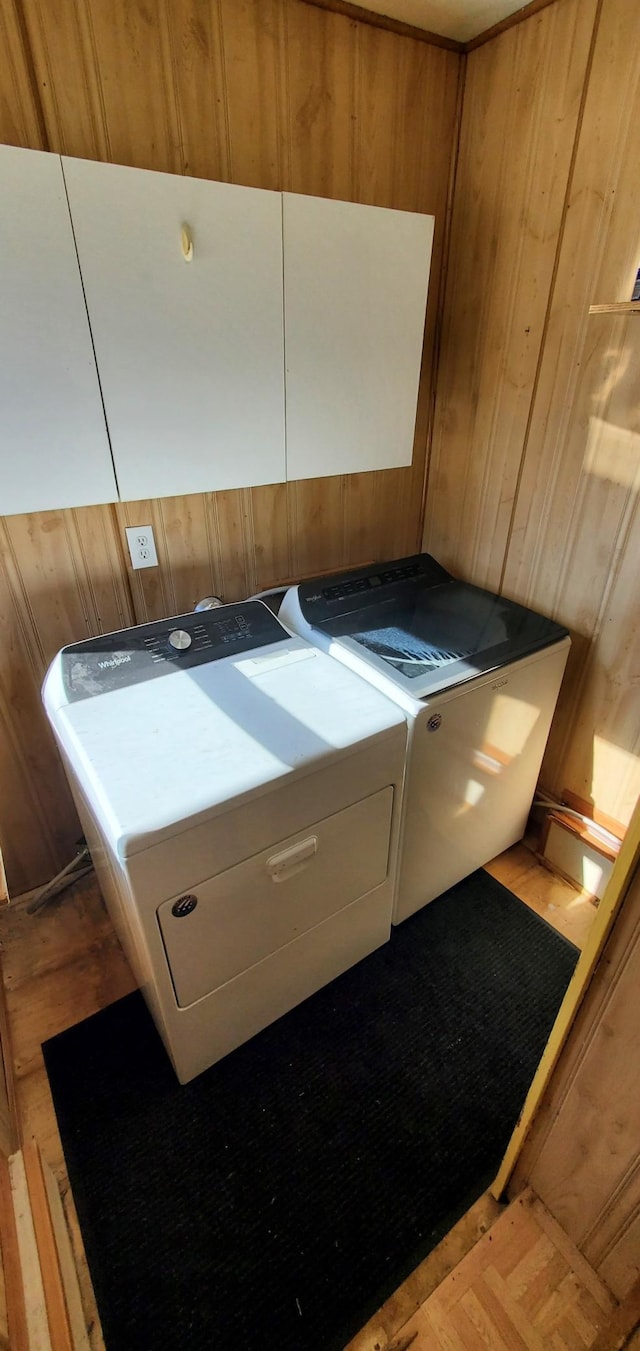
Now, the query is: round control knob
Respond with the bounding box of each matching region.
[168,629,192,652]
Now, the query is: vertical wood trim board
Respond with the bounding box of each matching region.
[493,792,640,1205]
[0,0,460,894]
[511,819,640,1303]
[22,1142,76,1351]
[0,1156,28,1351]
[7,1152,51,1350]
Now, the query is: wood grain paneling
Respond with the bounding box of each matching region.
[0,0,460,893]
[24,0,185,170]
[424,0,598,591]
[220,0,285,189]
[514,853,640,1303]
[501,0,640,828]
[0,508,134,893]
[523,315,640,826]
[424,0,640,831]
[284,1,357,200]
[0,0,45,149]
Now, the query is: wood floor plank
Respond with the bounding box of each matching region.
[483,1265,548,1349]
[427,1194,536,1314]
[15,1069,62,1175]
[565,1297,604,1346]
[535,1272,607,1345]
[549,1330,573,1351]
[503,1231,558,1296]
[574,1284,616,1339]
[0,879,118,990]
[349,1190,504,1350]
[393,1192,617,1351]
[530,1199,615,1313]
[417,1301,468,1350]
[535,1284,569,1336]
[485,844,596,951]
[518,1245,570,1318]
[458,1286,514,1349]
[6,948,135,1081]
[494,1232,556,1280]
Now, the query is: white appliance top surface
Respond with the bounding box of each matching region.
[44,604,404,859]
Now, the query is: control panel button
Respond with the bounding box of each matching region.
[168,629,192,651]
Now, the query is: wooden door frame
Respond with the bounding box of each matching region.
[492,792,640,1198]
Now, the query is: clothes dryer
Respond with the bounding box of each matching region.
[43,602,406,1081]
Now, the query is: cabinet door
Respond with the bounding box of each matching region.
[283,193,434,480]
[0,146,117,516]
[62,158,285,501]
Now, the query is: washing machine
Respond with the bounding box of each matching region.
[43,602,406,1082]
[279,554,570,923]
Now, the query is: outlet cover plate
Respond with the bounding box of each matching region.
[125,524,159,570]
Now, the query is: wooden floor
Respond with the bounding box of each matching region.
[0,843,598,1350]
[0,879,136,1349]
[485,840,597,951]
[347,845,598,1351]
[385,1189,616,1351]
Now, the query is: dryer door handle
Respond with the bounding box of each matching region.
[267,836,318,883]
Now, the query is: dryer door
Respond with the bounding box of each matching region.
[157,786,393,1007]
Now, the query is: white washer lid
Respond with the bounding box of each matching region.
[45,636,405,859]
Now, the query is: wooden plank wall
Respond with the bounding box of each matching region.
[425,0,640,832]
[0,0,461,895]
[512,844,640,1303]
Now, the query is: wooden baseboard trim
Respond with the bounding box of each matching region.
[561,789,625,843]
[23,1141,74,1351]
[0,1157,29,1351]
[541,810,620,865]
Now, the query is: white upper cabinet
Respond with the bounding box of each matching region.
[62,157,286,502]
[282,193,434,481]
[0,147,435,515]
[0,145,117,516]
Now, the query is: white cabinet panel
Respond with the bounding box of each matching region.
[283,193,434,481]
[0,145,117,516]
[62,158,286,501]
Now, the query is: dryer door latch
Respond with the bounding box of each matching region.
[267,836,318,883]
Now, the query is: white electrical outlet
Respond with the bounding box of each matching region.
[125,524,159,570]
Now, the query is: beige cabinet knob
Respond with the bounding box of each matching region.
[181,223,193,262]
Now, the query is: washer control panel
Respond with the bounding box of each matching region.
[60,602,287,702]
[298,553,452,622]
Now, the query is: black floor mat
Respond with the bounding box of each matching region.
[43,870,578,1351]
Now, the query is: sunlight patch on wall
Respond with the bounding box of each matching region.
[584,416,640,491]
[592,735,640,828]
